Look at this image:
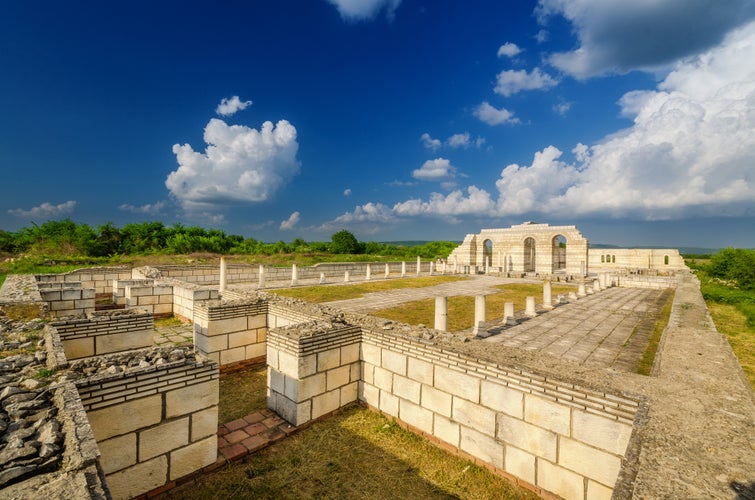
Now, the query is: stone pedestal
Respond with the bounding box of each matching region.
[577,282,586,297]
[525,296,537,317]
[385,263,390,278]
[365,264,371,280]
[543,280,553,309]
[258,265,266,288]
[291,264,298,286]
[319,273,325,284]
[416,256,421,276]
[503,302,517,325]
[473,295,486,335]
[401,261,406,278]
[344,271,350,282]
[219,257,227,292]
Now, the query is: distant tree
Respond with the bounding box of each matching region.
[330,230,361,254]
[0,229,14,253]
[709,248,755,290]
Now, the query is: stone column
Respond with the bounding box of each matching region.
[291,264,298,286]
[365,264,371,281]
[577,281,586,297]
[568,291,578,301]
[434,296,448,332]
[503,302,516,325]
[219,257,227,292]
[385,263,390,278]
[453,257,457,274]
[580,260,586,277]
[473,295,486,336]
[543,280,553,309]
[525,296,537,317]
[319,272,326,284]
[401,261,406,277]
[429,261,434,275]
[344,271,350,282]
[599,273,607,289]
[258,265,266,288]
[416,256,421,276]
[485,256,490,274]
[497,250,502,269]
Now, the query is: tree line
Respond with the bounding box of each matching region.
[0,220,458,260]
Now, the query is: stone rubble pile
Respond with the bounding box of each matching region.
[67,345,196,378]
[0,317,64,489]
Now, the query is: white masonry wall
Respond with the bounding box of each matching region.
[359,329,637,500]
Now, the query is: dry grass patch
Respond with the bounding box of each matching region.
[271,276,465,303]
[219,365,268,423]
[170,405,538,500]
[373,283,574,332]
[709,302,755,389]
[637,290,675,376]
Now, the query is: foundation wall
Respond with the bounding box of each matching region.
[51,310,154,359]
[39,286,96,318]
[614,274,678,289]
[77,361,219,500]
[124,284,174,317]
[36,267,133,295]
[589,249,685,270]
[266,323,362,426]
[193,300,268,366]
[358,329,637,500]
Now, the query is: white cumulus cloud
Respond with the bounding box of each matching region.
[420,132,441,151]
[280,211,300,230]
[216,96,252,116]
[447,133,471,149]
[343,188,352,196]
[393,187,495,216]
[326,0,402,21]
[412,158,456,182]
[537,0,755,78]
[166,117,300,211]
[497,42,522,58]
[474,102,520,125]
[494,68,559,97]
[9,200,76,218]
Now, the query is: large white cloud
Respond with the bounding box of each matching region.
[216,96,252,117]
[537,0,755,78]
[325,21,755,227]
[166,118,299,211]
[412,158,456,182]
[8,200,76,218]
[326,0,401,21]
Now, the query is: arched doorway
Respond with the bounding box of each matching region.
[552,235,566,271]
[483,239,493,269]
[524,237,536,272]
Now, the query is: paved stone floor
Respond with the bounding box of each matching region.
[153,320,193,347]
[482,286,671,371]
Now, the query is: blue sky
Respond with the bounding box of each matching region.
[2,0,754,248]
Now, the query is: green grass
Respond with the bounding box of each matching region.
[637,290,675,376]
[219,366,269,423]
[169,406,538,500]
[270,276,465,303]
[372,283,574,332]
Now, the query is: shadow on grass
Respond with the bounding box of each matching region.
[169,406,537,500]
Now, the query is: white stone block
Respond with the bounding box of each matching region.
[191,406,218,441]
[399,399,433,434]
[312,389,341,419]
[166,380,219,418]
[559,437,622,487]
[407,357,434,385]
[373,366,393,392]
[434,366,479,402]
[326,365,351,391]
[505,445,535,485]
[317,348,341,371]
[392,375,421,404]
[452,397,496,436]
[572,410,633,455]
[360,382,379,406]
[481,380,523,418]
[360,343,381,365]
[587,480,614,500]
[98,433,137,474]
[524,394,570,435]
[139,418,189,461]
[421,384,452,417]
[460,426,504,469]
[105,456,167,500]
[169,435,217,480]
[379,390,399,416]
[381,349,407,375]
[433,414,459,447]
[537,458,584,500]
[340,343,360,364]
[220,346,246,365]
[340,381,358,404]
[497,414,557,462]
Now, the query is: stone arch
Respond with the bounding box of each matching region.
[523,237,536,272]
[483,239,493,268]
[552,234,567,271]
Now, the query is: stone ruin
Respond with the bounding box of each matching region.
[0,236,752,499]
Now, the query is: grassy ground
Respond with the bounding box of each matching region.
[372,283,574,332]
[637,290,675,376]
[708,302,755,389]
[219,366,269,423]
[270,275,465,303]
[170,405,538,500]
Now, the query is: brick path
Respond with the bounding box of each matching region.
[216,409,297,462]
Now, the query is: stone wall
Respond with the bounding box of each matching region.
[75,353,219,500]
[36,267,132,295]
[267,321,361,426]
[38,285,96,318]
[359,328,637,499]
[193,299,268,366]
[589,248,686,270]
[51,309,154,359]
[124,283,174,317]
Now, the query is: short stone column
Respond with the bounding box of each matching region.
[577,282,586,297]
[485,256,489,274]
[258,265,266,288]
[385,263,390,278]
[453,258,458,274]
[525,296,537,317]
[568,291,578,301]
[473,295,486,336]
[503,302,516,325]
[401,261,406,277]
[434,296,448,332]
[291,264,298,286]
[416,256,421,276]
[344,271,350,282]
[599,273,607,289]
[429,262,434,275]
[319,272,326,284]
[219,257,227,292]
[543,280,553,309]
[365,264,371,280]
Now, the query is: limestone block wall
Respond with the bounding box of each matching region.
[171,283,219,322]
[39,286,96,317]
[77,360,219,500]
[588,248,685,270]
[193,300,268,365]
[112,279,154,305]
[124,283,174,317]
[267,322,362,426]
[614,274,678,289]
[358,329,637,500]
[0,274,48,318]
[51,310,154,359]
[36,267,132,294]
